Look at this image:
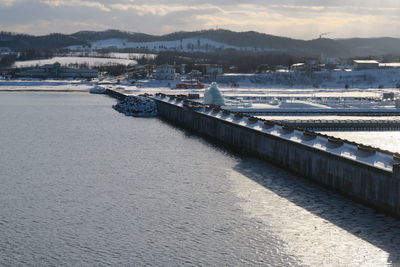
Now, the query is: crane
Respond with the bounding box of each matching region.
[319,32,331,39]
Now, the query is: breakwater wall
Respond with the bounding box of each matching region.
[105,88,126,100]
[153,94,400,217]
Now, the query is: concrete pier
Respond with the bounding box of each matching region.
[105,88,126,100]
[105,89,400,217]
[153,94,400,217]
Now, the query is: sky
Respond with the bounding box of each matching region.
[0,0,400,39]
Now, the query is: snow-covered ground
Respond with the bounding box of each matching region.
[1,76,400,111]
[67,38,279,52]
[13,56,137,68]
[0,78,96,91]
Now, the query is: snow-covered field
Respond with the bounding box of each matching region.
[13,56,137,68]
[67,38,278,52]
[66,52,156,60]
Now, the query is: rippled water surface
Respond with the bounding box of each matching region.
[1,92,400,266]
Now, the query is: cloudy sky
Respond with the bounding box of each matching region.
[0,0,399,39]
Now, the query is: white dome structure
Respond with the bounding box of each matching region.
[203,82,225,106]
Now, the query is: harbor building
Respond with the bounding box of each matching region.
[16,62,98,79]
[353,60,379,70]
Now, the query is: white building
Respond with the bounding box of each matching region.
[379,63,400,69]
[353,60,379,70]
[206,65,223,76]
[290,63,307,71]
[154,64,176,80]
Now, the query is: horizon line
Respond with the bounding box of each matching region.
[1,28,399,41]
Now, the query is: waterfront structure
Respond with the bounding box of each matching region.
[152,94,400,217]
[290,63,307,71]
[154,64,176,80]
[216,73,254,84]
[16,62,98,78]
[353,60,379,70]
[206,64,223,77]
[188,69,202,79]
[379,63,400,69]
[104,87,400,217]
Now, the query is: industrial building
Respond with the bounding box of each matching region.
[353,60,380,70]
[16,62,98,79]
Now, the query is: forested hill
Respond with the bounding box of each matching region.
[1,29,400,57]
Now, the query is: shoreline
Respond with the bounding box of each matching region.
[0,89,88,93]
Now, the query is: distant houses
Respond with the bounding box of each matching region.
[154,64,176,80]
[287,59,400,72]
[0,47,11,55]
[16,62,98,79]
[290,63,307,71]
[205,65,223,76]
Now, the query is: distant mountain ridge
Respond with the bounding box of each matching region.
[1,29,400,57]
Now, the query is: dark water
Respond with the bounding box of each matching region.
[2,92,400,266]
[0,93,296,266]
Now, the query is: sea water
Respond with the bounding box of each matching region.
[1,92,400,266]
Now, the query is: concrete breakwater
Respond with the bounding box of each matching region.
[152,93,400,217]
[105,88,126,100]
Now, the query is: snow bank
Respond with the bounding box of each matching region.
[113,96,158,117]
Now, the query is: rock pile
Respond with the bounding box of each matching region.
[113,96,158,117]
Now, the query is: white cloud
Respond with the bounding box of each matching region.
[110,3,222,16]
[1,0,400,38]
[1,19,110,34]
[40,0,110,12]
[0,0,25,6]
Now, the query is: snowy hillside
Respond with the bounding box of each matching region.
[67,38,274,52]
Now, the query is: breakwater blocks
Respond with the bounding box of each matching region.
[113,96,158,117]
[154,94,400,217]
